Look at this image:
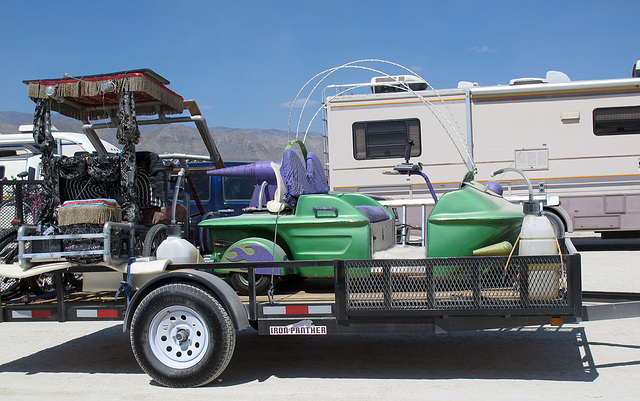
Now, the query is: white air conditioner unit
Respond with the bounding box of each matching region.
[370,75,428,93]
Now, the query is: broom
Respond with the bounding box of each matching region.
[26,71,184,121]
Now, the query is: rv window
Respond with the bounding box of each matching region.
[352,119,421,160]
[593,106,640,136]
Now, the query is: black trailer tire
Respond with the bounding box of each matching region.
[0,228,25,299]
[230,272,278,296]
[281,274,307,283]
[130,283,236,387]
[27,274,56,295]
[142,223,167,257]
[27,272,83,296]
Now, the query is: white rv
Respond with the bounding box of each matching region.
[323,62,640,236]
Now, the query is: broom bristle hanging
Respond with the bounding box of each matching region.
[25,70,184,121]
[58,204,122,226]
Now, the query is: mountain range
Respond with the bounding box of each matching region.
[0,111,324,162]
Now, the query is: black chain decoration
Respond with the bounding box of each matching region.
[116,91,141,222]
[32,98,59,225]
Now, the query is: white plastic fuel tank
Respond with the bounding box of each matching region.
[156,225,199,264]
[517,203,560,300]
[491,168,561,300]
[518,213,559,256]
[491,168,559,256]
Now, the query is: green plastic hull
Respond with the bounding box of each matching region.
[427,183,524,259]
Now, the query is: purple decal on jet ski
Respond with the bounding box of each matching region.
[226,244,280,275]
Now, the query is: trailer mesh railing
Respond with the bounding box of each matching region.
[343,253,571,313]
[0,180,45,231]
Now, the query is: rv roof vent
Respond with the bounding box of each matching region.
[458,81,478,89]
[371,75,428,93]
[509,71,570,86]
[509,77,546,85]
[633,60,640,78]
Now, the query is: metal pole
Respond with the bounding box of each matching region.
[249,268,257,321]
[402,205,407,245]
[465,89,474,170]
[335,259,347,322]
[55,271,66,322]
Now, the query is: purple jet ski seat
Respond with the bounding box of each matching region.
[306,151,329,194]
[280,149,329,209]
[355,205,391,223]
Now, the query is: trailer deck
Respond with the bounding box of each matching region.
[2,238,582,330]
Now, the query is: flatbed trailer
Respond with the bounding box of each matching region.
[6,237,633,387]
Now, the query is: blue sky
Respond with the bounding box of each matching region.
[1,0,638,132]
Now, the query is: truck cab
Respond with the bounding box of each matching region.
[184,161,257,253]
[185,161,257,218]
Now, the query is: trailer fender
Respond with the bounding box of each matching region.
[123,269,249,332]
[544,205,574,233]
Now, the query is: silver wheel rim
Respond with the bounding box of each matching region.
[149,305,210,369]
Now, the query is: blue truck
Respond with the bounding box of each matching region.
[181,160,256,253]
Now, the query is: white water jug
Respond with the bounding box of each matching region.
[518,212,559,256]
[517,202,560,300]
[156,225,199,264]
